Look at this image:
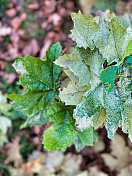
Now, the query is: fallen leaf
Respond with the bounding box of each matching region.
[0,27,11,37]
[28,2,40,10]
[10,17,23,30]
[48,13,62,31]
[4,137,23,167]
[0,61,7,70]
[10,13,27,30]
[88,166,108,176]
[10,29,20,43]
[8,43,20,59]
[22,39,40,56]
[0,71,16,84]
[46,151,64,173]
[61,153,82,176]
[101,134,131,171]
[6,8,17,18]
[117,164,132,176]
[79,0,95,15]
[43,0,56,16]
[94,140,105,153]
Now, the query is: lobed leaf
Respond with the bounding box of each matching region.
[8,43,62,116]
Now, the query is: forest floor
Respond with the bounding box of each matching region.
[0,0,132,175]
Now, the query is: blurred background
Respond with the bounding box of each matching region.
[0,0,132,175]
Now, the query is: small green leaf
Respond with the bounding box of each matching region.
[77,127,93,146]
[46,102,75,125]
[74,134,85,152]
[43,102,76,150]
[8,43,62,115]
[43,125,76,151]
[100,66,118,93]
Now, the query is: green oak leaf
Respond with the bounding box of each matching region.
[99,18,132,64]
[123,100,132,141]
[8,42,62,115]
[71,11,106,49]
[55,49,91,87]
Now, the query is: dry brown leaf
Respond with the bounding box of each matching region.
[76,171,88,176]
[45,151,64,173]
[101,134,131,171]
[20,13,27,22]
[0,61,7,70]
[10,13,27,30]
[0,71,16,84]
[10,17,23,30]
[17,29,29,40]
[117,164,132,176]
[22,39,40,56]
[0,50,11,61]
[58,7,66,17]
[28,2,40,10]
[94,140,105,153]
[4,137,23,167]
[48,13,62,31]
[40,32,54,58]
[32,126,41,135]
[43,0,56,16]
[61,153,82,176]
[65,1,74,10]
[6,8,17,18]
[9,154,45,176]
[8,44,20,59]
[10,29,20,44]
[79,0,95,15]
[88,166,108,176]
[0,27,11,37]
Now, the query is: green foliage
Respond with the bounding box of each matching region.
[0,0,8,17]
[8,42,62,116]
[9,11,132,151]
[92,0,118,14]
